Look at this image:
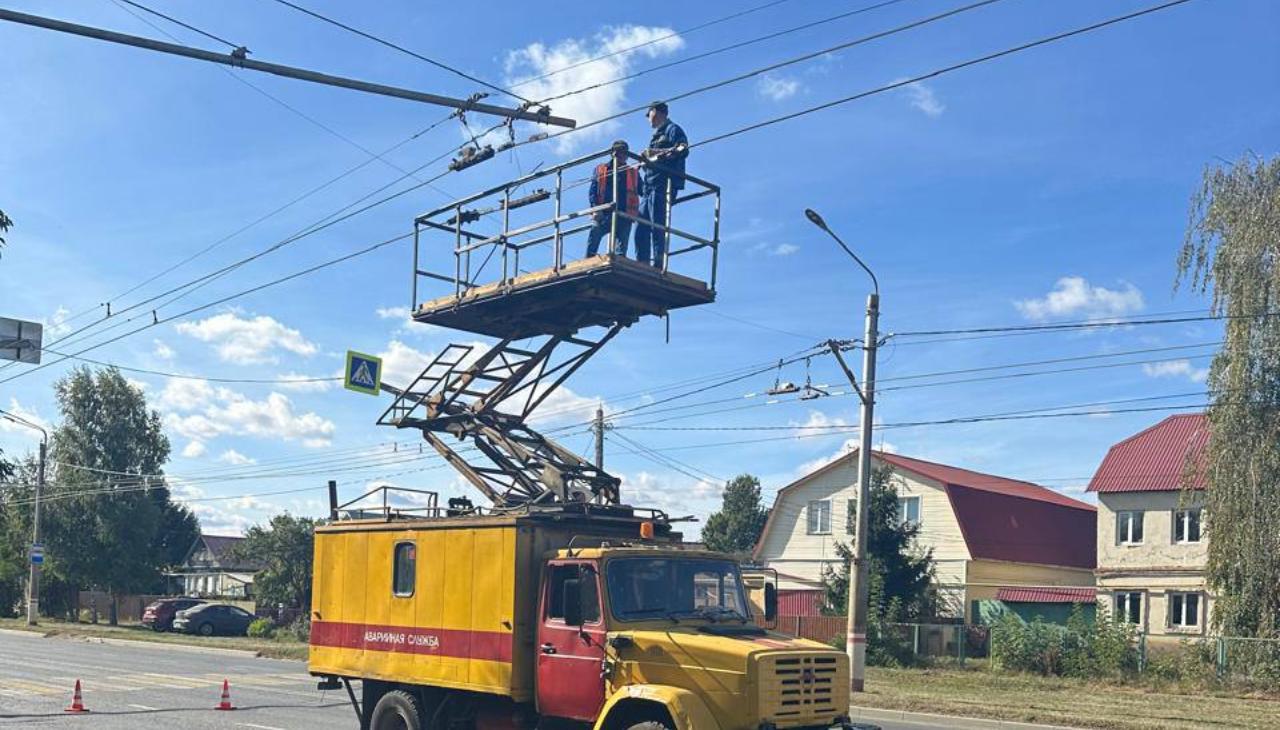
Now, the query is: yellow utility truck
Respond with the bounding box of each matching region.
[309,500,855,730]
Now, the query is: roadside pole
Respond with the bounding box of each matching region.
[805,208,879,693]
[594,406,605,470]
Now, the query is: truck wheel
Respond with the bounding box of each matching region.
[626,723,673,730]
[370,689,423,730]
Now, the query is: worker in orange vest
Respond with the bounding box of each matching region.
[586,140,640,257]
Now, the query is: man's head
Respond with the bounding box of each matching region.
[646,101,669,129]
[610,139,629,161]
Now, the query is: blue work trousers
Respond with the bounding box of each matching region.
[586,214,631,257]
[634,183,671,269]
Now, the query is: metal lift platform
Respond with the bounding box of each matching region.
[383,146,721,507]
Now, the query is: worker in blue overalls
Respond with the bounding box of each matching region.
[586,140,639,257]
[634,101,689,269]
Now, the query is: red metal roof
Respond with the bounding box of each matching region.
[754,449,1096,569]
[874,452,1093,510]
[995,587,1096,604]
[1087,414,1207,493]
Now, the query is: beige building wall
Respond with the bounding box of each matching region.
[1096,491,1211,636]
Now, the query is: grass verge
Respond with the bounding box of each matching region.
[862,664,1280,730]
[0,617,307,660]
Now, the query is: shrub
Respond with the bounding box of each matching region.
[247,617,276,638]
[990,606,1139,678]
[284,617,311,642]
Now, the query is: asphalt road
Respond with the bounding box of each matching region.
[0,631,954,730]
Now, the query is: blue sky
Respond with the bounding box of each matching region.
[2,0,1277,535]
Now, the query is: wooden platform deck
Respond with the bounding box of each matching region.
[413,255,715,339]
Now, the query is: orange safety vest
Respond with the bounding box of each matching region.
[594,164,639,216]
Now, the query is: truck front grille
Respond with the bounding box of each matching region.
[757,653,847,727]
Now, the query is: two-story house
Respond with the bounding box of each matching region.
[754,450,1096,622]
[1088,413,1210,638]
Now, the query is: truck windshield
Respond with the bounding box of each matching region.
[606,557,750,622]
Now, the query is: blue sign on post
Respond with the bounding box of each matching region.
[344,350,383,396]
[29,543,43,565]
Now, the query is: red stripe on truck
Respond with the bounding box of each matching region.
[310,621,512,663]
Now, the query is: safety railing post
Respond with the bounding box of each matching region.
[502,186,511,284]
[453,206,463,296]
[411,222,420,313]
[711,187,721,291]
[662,177,673,272]
[553,170,563,271]
[609,154,619,256]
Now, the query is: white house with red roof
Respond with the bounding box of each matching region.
[1088,413,1210,638]
[754,450,1097,622]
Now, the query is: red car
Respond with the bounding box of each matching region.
[141,597,204,631]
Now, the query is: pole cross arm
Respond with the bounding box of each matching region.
[0,9,576,128]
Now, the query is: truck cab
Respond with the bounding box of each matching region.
[540,546,851,730]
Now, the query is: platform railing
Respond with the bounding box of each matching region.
[411,146,720,309]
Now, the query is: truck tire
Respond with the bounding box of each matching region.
[370,689,424,730]
[626,723,672,730]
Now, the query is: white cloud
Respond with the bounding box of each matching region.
[175,312,317,365]
[376,306,410,321]
[895,79,944,117]
[153,339,175,361]
[218,449,256,466]
[772,243,800,256]
[757,73,801,101]
[187,502,256,536]
[621,470,719,520]
[504,25,685,153]
[163,386,336,448]
[376,305,436,336]
[43,306,72,338]
[1015,277,1145,322]
[378,339,434,388]
[160,378,215,412]
[0,398,48,438]
[181,440,207,458]
[1142,359,1210,383]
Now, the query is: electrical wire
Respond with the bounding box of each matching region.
[117,0,244,51]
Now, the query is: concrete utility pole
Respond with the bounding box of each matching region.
[805,208,879,693]
[593,406,606,470]
[0,409,48,626]
[0,8,576,128]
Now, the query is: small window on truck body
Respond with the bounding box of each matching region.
[393,542,416,597]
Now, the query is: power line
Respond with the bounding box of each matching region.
[117,0,244,51]
[267,0,531,104]
[41,348,339,385]
[894,310,1270,338]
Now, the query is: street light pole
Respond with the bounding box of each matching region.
[1,409,47,626]
[805,208,879,693]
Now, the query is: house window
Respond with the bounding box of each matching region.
[806,500,831,535]
[1114,591,1143,624]
[1116,511,1144,545]
[897,496,921,527]
[1169,592,1201,628]
[393,542,416,597]
[1173,509,1202,544]
[845,498,857,535]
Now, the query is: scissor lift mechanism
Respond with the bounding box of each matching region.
[380,146,721,508]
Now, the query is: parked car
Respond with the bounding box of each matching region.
[141,597,204,632]
[172,603,255,637]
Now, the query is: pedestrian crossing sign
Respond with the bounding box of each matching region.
[344,350,382,396]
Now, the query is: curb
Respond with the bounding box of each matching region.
[0,627,48,638]
[850,706,1082,730]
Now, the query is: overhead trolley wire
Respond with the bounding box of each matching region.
[117,0,244,51]
[268,0,532,104]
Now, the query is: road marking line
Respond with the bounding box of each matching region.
[128,703,158,711]
[0,678,63,694]
[237,724,288,730]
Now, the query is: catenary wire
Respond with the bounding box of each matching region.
[117,0,244,50]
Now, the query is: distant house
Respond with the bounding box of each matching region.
[754,450,1097,623]
[1088,414,1210,637]
[168,535,260,599]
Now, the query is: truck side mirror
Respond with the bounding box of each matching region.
[764,583,778,623]
[563,579,584,627]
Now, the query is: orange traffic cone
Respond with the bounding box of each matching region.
[64,679,90,713]
[215,678,236,711]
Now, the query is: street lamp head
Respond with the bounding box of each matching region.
[803,208,829,231]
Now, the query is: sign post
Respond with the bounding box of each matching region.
[344,351,383,396]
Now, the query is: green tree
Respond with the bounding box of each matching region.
[701,474,768,555]
[1177,155,1280,638]
[820,465,937,621]
[0,208,12,257]
[233,514,316,614]
[41,366,176,623]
